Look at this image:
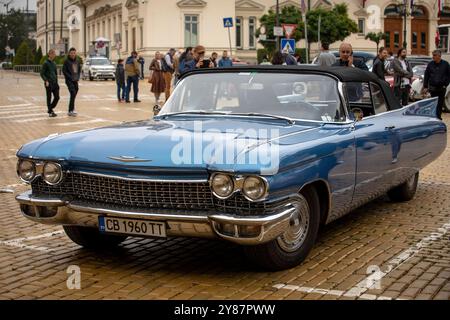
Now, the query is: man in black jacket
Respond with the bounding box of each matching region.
[62,47,81,116]
[332,43,368,71]
[422,50,450,120]
[40,49,59,117]
[372,47,389,81]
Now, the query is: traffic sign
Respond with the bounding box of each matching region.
[223,17,233,28]
[281,24,297,39]
[273,26,283,37]
[281,38,295,54]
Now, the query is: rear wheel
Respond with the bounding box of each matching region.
[63,225,127,248]
[388,172,419,202]
[243,187,320,270]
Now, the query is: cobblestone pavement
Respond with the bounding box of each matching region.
[0,71,448,300]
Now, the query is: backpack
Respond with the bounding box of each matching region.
[161,54,174,73]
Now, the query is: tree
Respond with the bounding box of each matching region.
[13,41,34,65]
[365,32,386,53]
[0,9,36,60]
[34,46,43,65]
[256,4,358,59]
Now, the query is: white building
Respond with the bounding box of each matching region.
[35,0,450,63]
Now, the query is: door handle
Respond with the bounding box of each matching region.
[385,125,395,130]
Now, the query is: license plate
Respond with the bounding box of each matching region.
[98,216,166,238]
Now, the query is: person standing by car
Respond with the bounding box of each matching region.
[332,43,368,71]
[422,50,450,120]
[372,47,389,81]
[115,59,126,103]
[62,47,81,117]
[149,51,166,104]
[41,49,60,117]
[161,48,176,101]
[179,45,213,74]
[314,42,336,67]
[210,52,218,68]
[124,51,141,103]
[218,50,233,67]
[392,48,413,106]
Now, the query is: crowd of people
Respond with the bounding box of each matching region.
[40,42,449,120]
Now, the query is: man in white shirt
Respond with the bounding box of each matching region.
[161,48,176,101]
[315,42,336,67]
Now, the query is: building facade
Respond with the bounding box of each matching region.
[35,0,450,62]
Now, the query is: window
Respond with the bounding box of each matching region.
[412,32,417,48]
[140,25,143,49]
[370,83,387,114]
[236,17,242,49]
[358,18,365,35]
[125,29,128,51]
[184,15,198,47]
[421,32,426,49]
[385,32,390,47]
[394,32,399,48]
[249,17,256,48]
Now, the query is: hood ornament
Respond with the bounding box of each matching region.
[108,155,152,163]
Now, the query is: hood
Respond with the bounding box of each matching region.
[17,117,328,172]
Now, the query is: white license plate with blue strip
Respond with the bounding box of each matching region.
[99,216,166,238]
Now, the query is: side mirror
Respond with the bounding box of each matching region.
[351,107,364,121]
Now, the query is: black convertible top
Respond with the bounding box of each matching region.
[182,65,401,110]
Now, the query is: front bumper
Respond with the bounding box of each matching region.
[16,190,297,245]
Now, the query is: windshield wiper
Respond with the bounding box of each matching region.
[155,110,228,119]
[228,112,295,125]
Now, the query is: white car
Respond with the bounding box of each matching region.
[81,56,115,81]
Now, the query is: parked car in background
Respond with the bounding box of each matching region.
[15,66,446,270]
[81,56,115,81]
[312,51,376,69]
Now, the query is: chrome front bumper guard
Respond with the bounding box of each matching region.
[16,190,298,245]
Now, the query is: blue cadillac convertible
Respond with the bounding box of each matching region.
[15,66,446,270]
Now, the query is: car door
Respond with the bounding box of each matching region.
[347,82,397,205]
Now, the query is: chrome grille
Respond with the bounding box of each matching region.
[31,172,269,214]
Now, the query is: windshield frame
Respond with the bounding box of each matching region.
[165,69,352,124]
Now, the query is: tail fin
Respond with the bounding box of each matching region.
[404,97,439,118]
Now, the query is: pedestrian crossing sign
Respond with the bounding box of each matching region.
[223,17,233,28]
[281,38,295,54]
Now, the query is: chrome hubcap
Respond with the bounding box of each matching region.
[277,195,310,253]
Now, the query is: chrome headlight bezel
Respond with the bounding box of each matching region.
[17,159,36,183]
[210,173,235,199]
[241,176,269,201]
[42,162,63,185]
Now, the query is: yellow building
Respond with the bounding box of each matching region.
[35,0,450,62]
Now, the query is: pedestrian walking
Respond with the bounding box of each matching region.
[40,49,60,117]
[138,55,145,80]
[124,51,141,103]
[392,48,413,106]
[62,47,81,116]
[149,51,166,104]
[161,48,176,101]
[115,59,126,102]
[422,50,450,120]
[314,42,336,67]
[218,50,233,67]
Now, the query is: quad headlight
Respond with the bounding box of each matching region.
[42,162,63,185]
[17,159,36,182]
[210,174,234,199]
[242,176,268,201]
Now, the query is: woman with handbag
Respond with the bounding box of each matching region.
[149,51,166,104]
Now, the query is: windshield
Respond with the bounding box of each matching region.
[90,59,110,65]
[161,72,345,122]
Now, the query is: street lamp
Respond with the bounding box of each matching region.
[396,0,419,49]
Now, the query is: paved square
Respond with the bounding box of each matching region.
[0,71,448,300]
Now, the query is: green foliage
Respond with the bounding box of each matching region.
[0,9,36,60]
[256,4,358,54]
[13,41,34,65]
[34,46,43,65]
[365,32,386,52]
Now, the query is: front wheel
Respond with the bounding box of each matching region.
[63,225,127,248]
[243,187,320,270]
[388,172,419,202]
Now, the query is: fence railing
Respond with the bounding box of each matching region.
[13,65,64,75]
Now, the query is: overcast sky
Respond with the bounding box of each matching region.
[0,0,37,14]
